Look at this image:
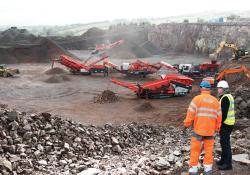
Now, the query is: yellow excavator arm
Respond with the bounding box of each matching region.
[210,41,239,59]
[210,41,250,61]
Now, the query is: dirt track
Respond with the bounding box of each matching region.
[0,53,207,126]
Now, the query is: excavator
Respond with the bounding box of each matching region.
[209,41,250,61]
[203,65,250,86]
[0,64,20,78]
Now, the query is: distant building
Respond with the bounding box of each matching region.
[209,17,225,23]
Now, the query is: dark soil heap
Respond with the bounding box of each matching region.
[44,75,71,83]
[219,64,250,119]
[135,102,155,112]
[44,67,67,75]
[0,27,68,64]
[94,90,118,104]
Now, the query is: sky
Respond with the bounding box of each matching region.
[0,0,250,26]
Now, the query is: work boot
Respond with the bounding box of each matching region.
[216,159,224,166]
[218,164,232,170]
[189,166,198,175]
[204,164,213,175]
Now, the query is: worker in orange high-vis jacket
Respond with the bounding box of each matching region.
[184,81,222,175]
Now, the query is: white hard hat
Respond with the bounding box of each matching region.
[217,80,229,88]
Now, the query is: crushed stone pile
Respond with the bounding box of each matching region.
[44,67,67,75]
[44,75,71,83]
[224,70,250,119]
[0,106,249,174]
[225,72,250,92]
[135,102,155,112]
[234,87,250,119]
[93,90,118,104]
[219,63,250,119]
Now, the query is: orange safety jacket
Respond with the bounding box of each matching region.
[184,90,222,136]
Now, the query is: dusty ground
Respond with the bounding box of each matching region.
[0,53,206,126]
[0,53,249,174]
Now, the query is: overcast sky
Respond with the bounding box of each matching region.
[0,0,250,26]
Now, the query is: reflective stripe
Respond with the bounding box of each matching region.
[188,107,195,113]
[202,99,213,103]
[193,132,214,141]
[197,113,217,118]
[190,102,197,108]
[220,94,235,125]
[197,107,217,113]
[227,113,235,118]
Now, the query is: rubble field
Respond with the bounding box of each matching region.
[0,106,249,175]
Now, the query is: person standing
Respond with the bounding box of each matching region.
[184,81,222,175]
[216,80,235,170]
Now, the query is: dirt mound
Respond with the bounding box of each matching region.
[81,27,105,37]
[56,25,162,59]
[94,90,118,104]
[45,67,67,75]
[135,102,155,112]
[0,27,69,64]
[107,41,152,59]
[225,73,249,91]
[224,64,250,118]
[0,38,66,64]
[44,75,71,83]
[0,27,38,44]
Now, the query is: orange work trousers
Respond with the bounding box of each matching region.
[189,136,215,166]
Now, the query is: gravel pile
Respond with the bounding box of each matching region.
[0,105,249,174]
[93,90,118,104]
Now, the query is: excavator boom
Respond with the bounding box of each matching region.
[203,65,250,86]
[216,65,250,81]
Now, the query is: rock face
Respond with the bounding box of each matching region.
[148,23,250,56]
